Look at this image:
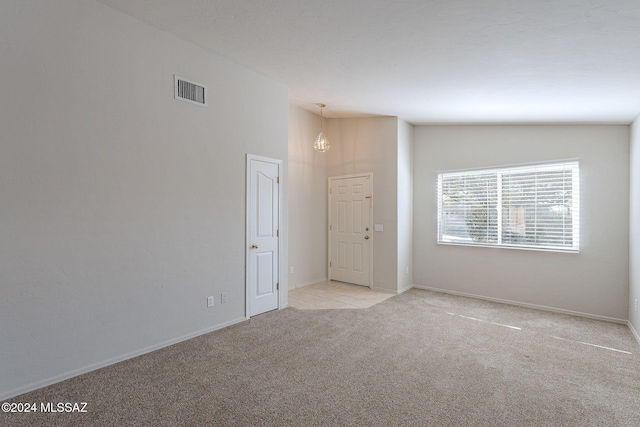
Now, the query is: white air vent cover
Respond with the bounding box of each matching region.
[174,75,207,107]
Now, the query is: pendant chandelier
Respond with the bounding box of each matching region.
[313,103,330,153]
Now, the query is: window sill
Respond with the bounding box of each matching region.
[436,241,579,254]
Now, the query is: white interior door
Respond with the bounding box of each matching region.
[247,154,280,317]
[329,174,372,287]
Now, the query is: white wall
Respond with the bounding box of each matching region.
[413,125,629,321]
[288,105,328,289]
[630,118,640,340]
[326,117,399,292]
[397,120,414,293]
[0,0,288,399]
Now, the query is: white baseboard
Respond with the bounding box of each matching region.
[396,284,413,295]
[368,284,412,295]
[288,277,328,290]
[412,285,627,324]
[629,321,640,347]
[0,317,248,402]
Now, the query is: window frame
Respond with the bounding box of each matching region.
[436,159,580,253]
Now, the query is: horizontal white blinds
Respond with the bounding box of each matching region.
[437,161,579,251]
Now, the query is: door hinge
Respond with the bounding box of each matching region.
[277,229,279,237]
[330,261,332,268]
[277,176,280,184]
[276,282,279,290]
[329,224,332,231]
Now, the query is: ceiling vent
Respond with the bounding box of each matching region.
[174,75,207,107]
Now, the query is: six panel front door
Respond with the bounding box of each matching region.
[329,174,372,287]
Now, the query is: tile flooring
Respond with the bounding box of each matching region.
[288,280,394,310]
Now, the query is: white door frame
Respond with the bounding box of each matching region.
[327,173,374,287]
[246,153,282,318]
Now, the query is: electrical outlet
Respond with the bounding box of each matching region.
[207,296,214,307]
[405,266,409,274]
[290,266,294,274]
[635,298,638,313]
[221,292,228,304]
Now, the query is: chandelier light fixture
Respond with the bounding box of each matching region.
[313,103,330,153]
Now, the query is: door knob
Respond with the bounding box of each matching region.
[364,236,369,240]
[251,244,259,249]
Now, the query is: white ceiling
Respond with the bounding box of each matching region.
[98,0,640,124]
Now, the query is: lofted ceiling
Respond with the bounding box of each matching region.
[98,0,640,124]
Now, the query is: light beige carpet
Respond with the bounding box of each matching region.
[2,289,639,426]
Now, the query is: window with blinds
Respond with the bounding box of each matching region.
[437,160,579,252]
